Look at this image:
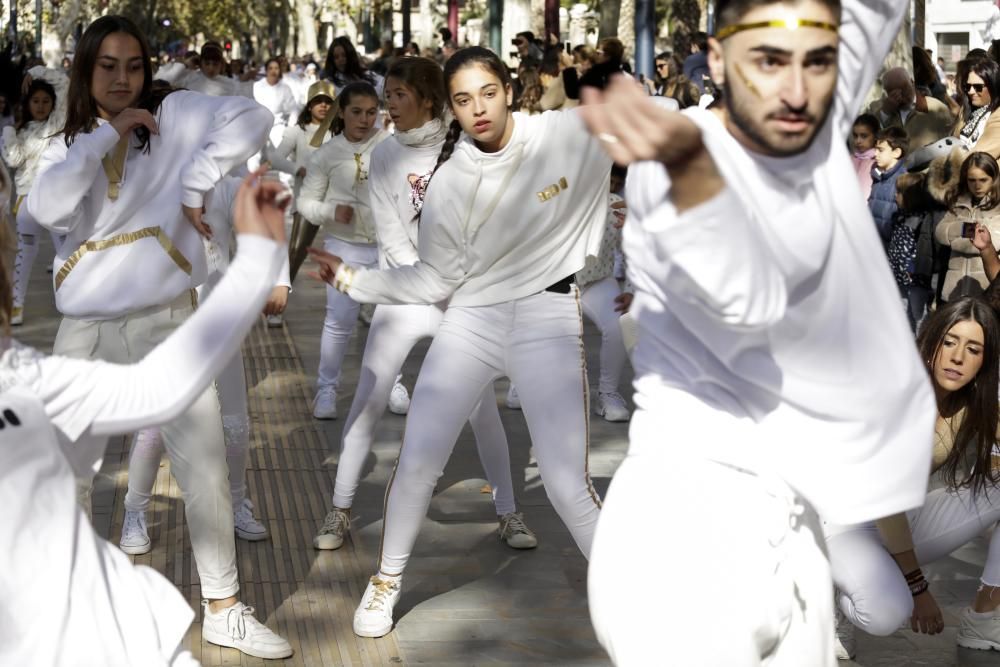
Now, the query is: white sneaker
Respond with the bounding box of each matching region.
[595,391,630,422]
[313,386,337,420]
[498,512,538,549]
[505,384,521,409]
[234,498,268,541]
[958,606,1000,651]
[120,509,151,555]
[353,575,401,638]
[202,600,293,659]
[834,603,856,660]
[10,307,23,326]
[388,378,410,415]
[265,314,283,328]
[313,508,351,550]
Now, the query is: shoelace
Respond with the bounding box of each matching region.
[501,513,530,536]
[321,510,349,535]
[364,577,398,611]
[226,604,256,640]
[124,512,143,533]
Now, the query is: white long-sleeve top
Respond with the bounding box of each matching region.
[298,129,388,243]
[253,78,299,127]
[623,0,935,525]
[1,66,69,195]
[366,131,442,269]
[334,110,612,307]
[155,62,253,98]
[265,122,331,176]
[26,90,272,320]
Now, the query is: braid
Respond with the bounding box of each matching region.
[415,119,463,226]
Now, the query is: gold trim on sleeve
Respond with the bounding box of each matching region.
[716,19,839,40]
[55,226,193,290]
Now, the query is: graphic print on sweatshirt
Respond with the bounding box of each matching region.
[407,170,433,216]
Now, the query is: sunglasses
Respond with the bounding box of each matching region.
[656,63,669,69]
[967,82,986,93]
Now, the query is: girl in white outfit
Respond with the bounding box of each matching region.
[298,82,397,419]
[0,169,290,665]
[1,66,68,325]
[253,58,300,149]
[311,56,536,553]
[265,80,336,200]
[310,47,611,638]
[25,16,290,659]
[827,298,1000,658]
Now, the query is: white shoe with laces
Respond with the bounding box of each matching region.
[388,377,410,415]
[505,384,521,409]
[314,508,351,550]
[313,386,337,420]
[201,600,293,659]
[595,391,630,422]
[834,603,857,660]
[498,512,538,549]
[234,498,268,541]
[119,509,151,555]
[353,575,401,638]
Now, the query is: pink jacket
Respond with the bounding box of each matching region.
[852,148,876,201]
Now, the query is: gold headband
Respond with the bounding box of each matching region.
[715,19,839,41]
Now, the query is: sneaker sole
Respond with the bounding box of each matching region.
[313,412,337,420]
[313,536,346,550]
[202,627,294,659]
[503,538,538,550]
[353,620,394,638]
[119,541,152,555]
[594,405,630,423]
[387,405,409,415]
[957,635,1000,651]
[236,528,269,541]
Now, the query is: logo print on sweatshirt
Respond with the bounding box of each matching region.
[537,177,569,203]
[407,171,433,216]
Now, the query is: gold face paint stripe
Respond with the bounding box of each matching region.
[55,226,193,290]
[732,62,762,99]
[716,19,839,41]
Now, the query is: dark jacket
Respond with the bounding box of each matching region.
[682,52,709,92]
[869,160,907,246]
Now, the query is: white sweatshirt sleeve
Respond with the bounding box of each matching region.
[368,151,420,267]
[34,234,284,440]
[267,125,300,175]
[1,126,27,169]
[640,186,787,330]
[27,124,119,233]
[154,61,189,85]
[835,0,909,136]
[297,152,337,225]
[176,92,273,208]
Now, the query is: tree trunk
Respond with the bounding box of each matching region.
[670,0,700,58]
[530,0,544,40]
[617,0,635,66]
[599,0,620,40]
[296,0,317,57]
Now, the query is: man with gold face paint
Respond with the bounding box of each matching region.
[581,0,936,664]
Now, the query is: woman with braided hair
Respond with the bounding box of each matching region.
[311,56,535,555]
[309,46,612,638]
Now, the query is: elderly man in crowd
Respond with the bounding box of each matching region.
[867,66,954,151]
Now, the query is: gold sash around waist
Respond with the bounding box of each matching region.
[55,225,192,290]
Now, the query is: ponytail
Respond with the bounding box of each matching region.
[416,119,463,225]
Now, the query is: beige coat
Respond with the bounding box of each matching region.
[934,194,1000,301]
[867,96,955,151]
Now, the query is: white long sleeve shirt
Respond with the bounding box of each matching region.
[366,133,442,269]
[253,78,299,128]
[155,62,253,98]
[298,129,388,243]
[623,0,935,524]
[1,66,69,195]
[335,110,612,307]
[265,122,331,175]
[26,90,272,320]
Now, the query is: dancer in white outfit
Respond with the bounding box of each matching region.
[0,169,290,665]
[310,46,611,638]
[298,82,398,420]
[254,59,300,149]
[1,65,68,325]
[25,16,290,659]
[827,298,1000,658]
[156,42,252,98]
[312,57,536,553]
[579,0,935,663]
[265,80,336,199]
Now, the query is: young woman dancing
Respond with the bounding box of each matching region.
[25,16,290,658]
[310,46,611,638]
[311,56,535,553]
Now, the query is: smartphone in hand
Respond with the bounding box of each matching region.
[963,222,977,240]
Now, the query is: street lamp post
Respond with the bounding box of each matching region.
[635,0,654,81]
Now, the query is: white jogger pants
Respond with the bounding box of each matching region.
[377,288,602,575]
[579,276,628,396]
[332,302,517,515]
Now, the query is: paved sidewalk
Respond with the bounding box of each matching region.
[13,235,1000,665]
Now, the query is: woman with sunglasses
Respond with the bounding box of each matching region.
[955,58,1000,159]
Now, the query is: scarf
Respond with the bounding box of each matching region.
[394,118,449,148]
[961,105,991,143]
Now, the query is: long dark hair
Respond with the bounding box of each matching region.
[952,151,1000,210]
[917,297,1000,495]
[960,57,1000,118]
[62,15,169,152]
[295,93,334,130]
[17,79,56,130]
[385,56,447,121]
[324,36,373,85]
[331,81,379,136]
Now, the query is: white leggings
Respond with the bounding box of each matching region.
[332,302,516,515]
[377,288,602,576]
[318,236,378,390]
[12,196,48,309]
[579,276,628,395]
[827,484,1000,636]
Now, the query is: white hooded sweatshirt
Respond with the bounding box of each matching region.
[335,109,612,307]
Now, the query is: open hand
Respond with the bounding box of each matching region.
[306,247,344,284]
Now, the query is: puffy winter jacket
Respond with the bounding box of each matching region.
[934,194,1000,301]
[869,160,907,246]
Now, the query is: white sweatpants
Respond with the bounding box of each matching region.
[827,484,1000,636]
[12,195,42,310]
[318,236,378,390]
[579,276,628,395]
[377,288,602,575]
[54,291,239,599]
[590,409,834,667]
[332,302,516,515]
